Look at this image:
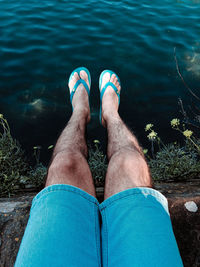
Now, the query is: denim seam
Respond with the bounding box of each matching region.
[94,205,101,267]
[100,191,167,211]
[101,210,108,267]
[32,187,99,210]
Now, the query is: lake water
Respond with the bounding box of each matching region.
[0,0,200,162]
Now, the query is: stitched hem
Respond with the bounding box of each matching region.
[32,184,99,208]
[99,187,169,215]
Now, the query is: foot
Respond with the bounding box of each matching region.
[68,70,90,122]
[100,72,121,127]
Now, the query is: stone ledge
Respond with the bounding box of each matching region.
[0,181,200,266]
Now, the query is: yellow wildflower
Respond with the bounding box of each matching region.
[145,123,153,131]
[33,146,41,150]
[147,130,157,140]
[170,118,180,128]
[143,149,148,154]
[183,130,193,138]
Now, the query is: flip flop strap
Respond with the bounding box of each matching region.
[70,79,90,104]
[100,82,120,104]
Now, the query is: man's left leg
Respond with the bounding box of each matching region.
[15,69,101,267]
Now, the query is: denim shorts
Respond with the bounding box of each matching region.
[15,184,183,267]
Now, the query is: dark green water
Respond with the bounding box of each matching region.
[0,0,200,162]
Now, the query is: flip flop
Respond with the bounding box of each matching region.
[99,70,121,125]
[68,67,91,110]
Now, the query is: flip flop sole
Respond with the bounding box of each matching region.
[99,70,121,125]
[68,67,91,109]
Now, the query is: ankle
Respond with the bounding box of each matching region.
[103,109,120,124]
[72,106,90,123]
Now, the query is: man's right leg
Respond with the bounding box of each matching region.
[99,72,183,267]
[15,69,101,267]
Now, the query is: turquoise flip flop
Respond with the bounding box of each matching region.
[99,70,121,125]
[68,67,91,109]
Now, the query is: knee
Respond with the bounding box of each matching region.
[113,148,145,167]
[48,151,81,176]
[111,148,150,177]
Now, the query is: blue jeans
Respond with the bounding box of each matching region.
[15,184,183,267]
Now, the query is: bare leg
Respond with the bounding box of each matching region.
[46,70,96,197]
[100,72,153,200]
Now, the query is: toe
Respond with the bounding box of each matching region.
[74,72,79,79]
[112,75,121,92]
[69,72,79,93]
[80,70,90,89]
[101,72,111,90]
[110,74,115,83]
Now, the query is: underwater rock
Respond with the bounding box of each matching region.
[30,98,44,112]
[184,44,200,78]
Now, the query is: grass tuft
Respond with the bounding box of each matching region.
[88,140,107,186]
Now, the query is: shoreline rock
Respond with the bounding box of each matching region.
[0,181,200,266]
